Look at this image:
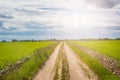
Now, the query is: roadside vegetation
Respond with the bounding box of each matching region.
[67,42,119,80]
[0,41,58,80]
[70,40,120,61]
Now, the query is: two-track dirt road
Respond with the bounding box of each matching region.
[33,42,98,80]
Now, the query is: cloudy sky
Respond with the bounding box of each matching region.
[0,0,120,41]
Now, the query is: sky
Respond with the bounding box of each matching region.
[0,0,120,41]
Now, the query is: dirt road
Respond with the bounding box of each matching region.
[33,43,62,80]
[33,42,98,80]
[64,43,98,80]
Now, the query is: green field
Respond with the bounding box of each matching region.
[70,40,120,61]
[0,41,55,69]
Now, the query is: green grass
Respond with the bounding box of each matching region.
[0,42,58,80]
[0,41,55,69]
[68,42,119,80]
[70,40,120,61]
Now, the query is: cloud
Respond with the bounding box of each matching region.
[0,27,62,36]
[25,22,55,30]
[116,11,120,15]
[1,26,18,31]
[106,26,120,31]
[15,8,41,15]
[39,7,65,11]
[0,21,3,27]
[0,14,13,19]
[0,23,21,31]
[85,0,120,8]
[0,30,46,35]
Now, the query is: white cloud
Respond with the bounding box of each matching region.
[0,0,120,40]
[85,0,120,8]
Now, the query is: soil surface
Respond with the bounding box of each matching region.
[33,43,62,80]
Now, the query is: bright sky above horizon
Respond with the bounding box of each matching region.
[0,0,120,40]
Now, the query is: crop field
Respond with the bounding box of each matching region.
[70,40,120,61]
[0,41,55,69]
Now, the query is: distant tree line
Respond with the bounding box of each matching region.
[11,39,56,42]
[1,40,7,42]
[65,38,120,41]
[115,38,120,40]
[79,38,120,41]
[1,38,120,42]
